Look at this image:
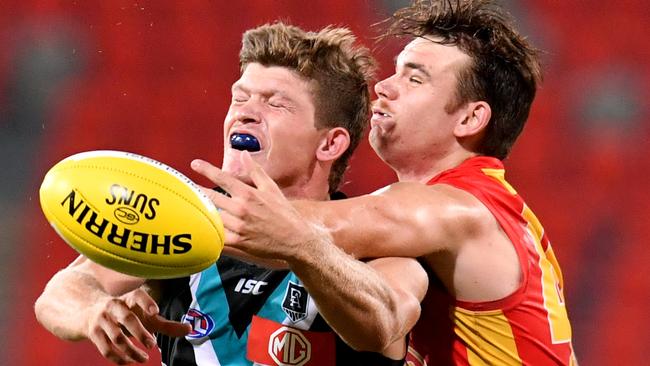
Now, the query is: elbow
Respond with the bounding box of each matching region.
[33,294,61,338]
[33,294,46,327]
[350,302,416,353]
[34,294,84,342]
[33,293,54,331]
[364,292,422,353]
[345,325,395,353]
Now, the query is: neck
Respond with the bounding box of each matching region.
[281,183,330,201]
[394,149,478,183]
[278,164,332,201]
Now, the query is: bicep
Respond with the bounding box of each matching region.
[303,182,459,259]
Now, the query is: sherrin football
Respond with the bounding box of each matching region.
[39,150,224,279]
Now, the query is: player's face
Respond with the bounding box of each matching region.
[223,63,325,189]
[370,37,471,177]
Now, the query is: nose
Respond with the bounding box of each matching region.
[374,75,398,100]
[232,100,261,124]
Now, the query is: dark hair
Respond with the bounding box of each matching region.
[239,22,376,192]
[381,0,542,159]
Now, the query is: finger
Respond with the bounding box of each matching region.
[191,159,251,197]
[118,309,158,350]
[122,288,158,316]
[218,210,246,237]
[104,299,155,356]
[241,151,282,194]
[197,195,245,235]
[98,312,150,363]
[224,228,241,245]
[148,314,192,337]
[198,185,242,216]
[88,328,136,365]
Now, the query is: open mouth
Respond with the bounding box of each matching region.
[372,106,392,118]
[230,133,261,152]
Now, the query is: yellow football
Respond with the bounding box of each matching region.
[39,150,224,279]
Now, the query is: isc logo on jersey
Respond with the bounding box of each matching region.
[234,278,268,295]
[268,327,311,366]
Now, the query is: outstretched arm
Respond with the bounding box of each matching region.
[191,155,427,355]
[35,256,190,364]
[292,181,479,259]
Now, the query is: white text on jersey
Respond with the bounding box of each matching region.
[234,278,268,295]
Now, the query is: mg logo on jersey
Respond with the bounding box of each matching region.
[248,316,336,366]
[282,281,308,322]
[268,326,311,366]
[181,308,214,339]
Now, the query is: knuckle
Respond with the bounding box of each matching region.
[113,332,128,346]
[231,221,244,234]
[105,298,126,312]
[98,346,113,358]
[89,325,105,339]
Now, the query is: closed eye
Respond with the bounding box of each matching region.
[231,94,248,103]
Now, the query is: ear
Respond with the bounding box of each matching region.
[454,101,491,138]
[316,127,350,163]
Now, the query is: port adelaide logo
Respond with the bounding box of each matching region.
[282,281,308,323]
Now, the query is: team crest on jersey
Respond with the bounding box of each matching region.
[282,281,308,322]
[181,308,214,339]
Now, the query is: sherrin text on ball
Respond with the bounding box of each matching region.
[39,151,224,279]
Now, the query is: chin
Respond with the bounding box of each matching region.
[370,138,397,168]
[369,131,388,155]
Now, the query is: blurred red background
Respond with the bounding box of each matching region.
[1,1,648,365]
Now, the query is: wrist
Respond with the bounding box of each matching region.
[285,222,334,268]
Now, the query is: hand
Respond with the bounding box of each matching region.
[85,288,190,364]
[191,152,325,262]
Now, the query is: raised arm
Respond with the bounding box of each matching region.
[34,256,190,364]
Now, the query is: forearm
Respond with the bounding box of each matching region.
[286,226,413,352]
[35,257,146,341]
[35,268,113,341]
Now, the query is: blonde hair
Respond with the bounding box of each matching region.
[240,22,376,193]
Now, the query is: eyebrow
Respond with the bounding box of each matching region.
[232,84,293,98]
[404,62,432,79]
[231,83,299,108]
[231,83,248,94]
[393,54,432,78]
